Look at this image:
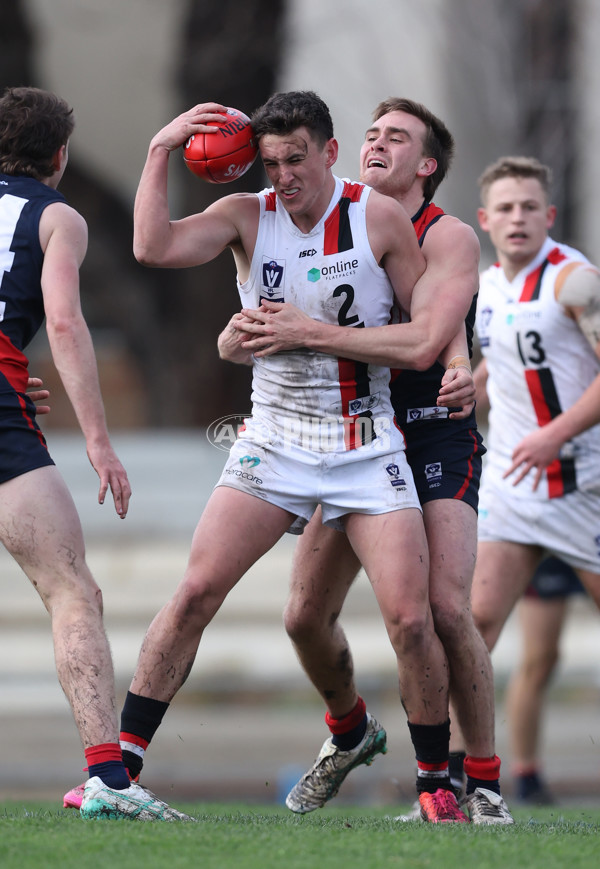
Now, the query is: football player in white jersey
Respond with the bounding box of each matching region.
[99,91,475,814]
[221,99,513,825]
[449,156,600,768]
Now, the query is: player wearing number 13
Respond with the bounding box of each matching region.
[470,156,600,652]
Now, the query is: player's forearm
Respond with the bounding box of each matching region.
[133,143,173,266]
[473,359,489,409]
[46,315,112,447]
[439,327,470,372]
[545,375,600,444]
[298,318,445,370]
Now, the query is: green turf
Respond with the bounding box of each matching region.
[1,801,599,869]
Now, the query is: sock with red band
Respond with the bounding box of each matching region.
[407,719,452,794]
[325,696,367,750]
[84,742,130,790]
[119,691,170,779]
[464,754,501,796]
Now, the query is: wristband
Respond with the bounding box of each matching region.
[446,355,471,373]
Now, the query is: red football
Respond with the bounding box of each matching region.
[183,107,258,184]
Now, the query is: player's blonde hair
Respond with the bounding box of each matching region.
[478,156,553,204]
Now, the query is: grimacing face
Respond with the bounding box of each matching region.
[359,110,434,198]
[477,176,556,274]
[259,127,338,229]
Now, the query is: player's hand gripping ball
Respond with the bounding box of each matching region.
[183,107,258,183]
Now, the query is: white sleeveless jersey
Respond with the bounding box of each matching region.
[236,176,405,454]
[476,236,600,499]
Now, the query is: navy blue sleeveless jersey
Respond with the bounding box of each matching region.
[0,173,65,481]
[391,200,484,510]
[391,200,478,414]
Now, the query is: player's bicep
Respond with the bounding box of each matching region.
[369,197,425,309]
[166,204,239,267]
[411,223,478,331]
[40,206,87,316]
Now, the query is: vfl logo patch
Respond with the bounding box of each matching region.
[406,407,448,422]
[348,395,378,416]
[261,257,285,304]
[425,462,442,488]
[386,463,407,490]
[240,455,260,468]
[262,258,284,291]
[478,305,493,348]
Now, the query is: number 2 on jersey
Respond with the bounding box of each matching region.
[334,284,365,328]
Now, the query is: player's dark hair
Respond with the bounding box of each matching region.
[251,91,334,147]
[372,97,454,200]
[478,156,553,204]
[0,86,74,180]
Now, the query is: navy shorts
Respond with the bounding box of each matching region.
[525,556,585,600]
[402,410,485,512]
[0,389,55,484]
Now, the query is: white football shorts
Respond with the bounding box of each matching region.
[478,473,600,573]
[215,432,421,534]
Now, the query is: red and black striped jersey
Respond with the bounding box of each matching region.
[236,176,406,453]
[477,236,600,499]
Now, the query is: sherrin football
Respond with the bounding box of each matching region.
[183,107,258,183]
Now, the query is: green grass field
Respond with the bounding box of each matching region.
[1,801,599,869]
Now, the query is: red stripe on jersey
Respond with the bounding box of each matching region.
[519,249,566,303]
[323,182,364,255]
[338,358,361,450]
[326,182,376,450]
[545,459,567,498]
[16,391,46,446]
[337,357,375,450]
[525,368,574,498]
[453,428,479,500]
[0,330,29,393]
[0,330,46,446]
[323,205,341,255]
[546,246,567,266]
[519,261,546,302]
[525,368,554,426]
[341,181,364,203]
[263,191,277,212]
[412,201,445,245]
